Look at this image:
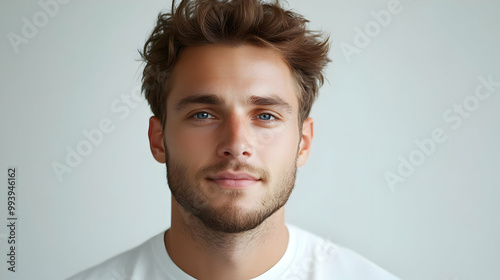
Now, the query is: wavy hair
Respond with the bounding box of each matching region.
[140,0,330,125]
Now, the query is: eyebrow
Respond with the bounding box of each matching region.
[175,94,224,111]
[174,93,293,114]
[248,95,293,114]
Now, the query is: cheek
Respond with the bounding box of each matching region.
[165,126,215,164]
[254,126,299,162]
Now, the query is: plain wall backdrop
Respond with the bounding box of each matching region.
[1,0,499,279]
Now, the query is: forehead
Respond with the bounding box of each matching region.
[167,44,299,110]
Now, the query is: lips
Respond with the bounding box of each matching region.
[207,172,260,188]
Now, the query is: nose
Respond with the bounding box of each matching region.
[216,114,254,159]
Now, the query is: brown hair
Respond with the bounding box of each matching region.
[140,0,330,125]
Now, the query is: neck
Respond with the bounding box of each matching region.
[164,198,289,280]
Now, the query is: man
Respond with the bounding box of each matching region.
[69,0,400,279]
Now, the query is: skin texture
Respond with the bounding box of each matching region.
[148,44,313,280]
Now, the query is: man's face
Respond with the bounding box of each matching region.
[150,44,313,233]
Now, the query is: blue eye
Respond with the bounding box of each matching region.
[258,113,274,121]
[194,112,213,119]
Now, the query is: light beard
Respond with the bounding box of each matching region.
[165,156,297,234]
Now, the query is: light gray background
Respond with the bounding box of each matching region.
[1,0,499,279]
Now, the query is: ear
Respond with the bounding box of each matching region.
[148,116,166,163]
[297,117,314,167]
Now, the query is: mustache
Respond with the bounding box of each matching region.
[197,160,270,182]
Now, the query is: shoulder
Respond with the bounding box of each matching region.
[284,224,400,280]
[66,231,165,280]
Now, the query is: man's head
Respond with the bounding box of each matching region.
[142,0,330,233]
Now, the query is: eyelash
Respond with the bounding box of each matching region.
[252,112,277,122]
[192,112,215,120]
[190,111,279,123]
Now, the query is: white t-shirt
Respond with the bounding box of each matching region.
[68,224,400,280]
